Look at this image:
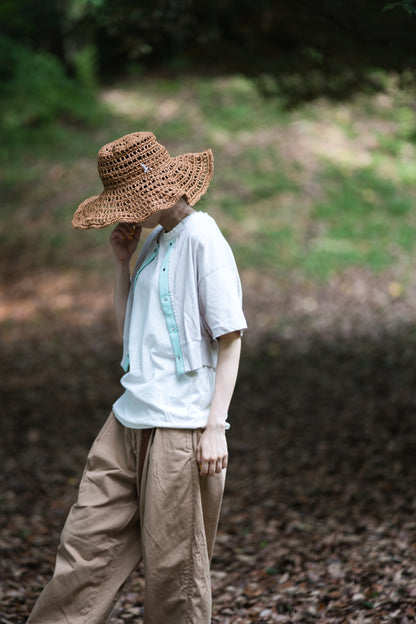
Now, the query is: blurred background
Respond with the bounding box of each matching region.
[2,1,416,622]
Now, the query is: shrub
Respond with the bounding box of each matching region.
[0,36,98,134]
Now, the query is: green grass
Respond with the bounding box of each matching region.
[302,167,416,278]
[2,72,416,282]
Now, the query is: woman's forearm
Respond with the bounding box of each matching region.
[114,259,131,337]
[197,331,242,476]
[206,331,242,429]
[109,223,142,337]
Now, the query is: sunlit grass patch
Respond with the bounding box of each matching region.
[196,75,286,133]
[217,144,297,221]
[224,151,416,281]
[2,71,416,283]
[233,226,298,273]
[299,166,416,278]
[302,240,391,280]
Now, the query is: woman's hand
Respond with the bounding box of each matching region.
[110,223,142,262]
[196,425,228,477]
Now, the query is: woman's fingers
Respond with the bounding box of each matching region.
[199,459,215,477]
[110,223,142,261]
[196,428,228,476]
[113,223,140,239]
[198,453,227,476]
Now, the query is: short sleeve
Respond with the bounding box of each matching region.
[199,265,247,339]
[194,217,247,339]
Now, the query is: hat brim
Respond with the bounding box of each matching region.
[72,150,213,230]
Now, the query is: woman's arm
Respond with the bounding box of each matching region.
[109,223,142,337]
[197,331,242,477]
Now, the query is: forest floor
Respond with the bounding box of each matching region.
[1,261,416,624]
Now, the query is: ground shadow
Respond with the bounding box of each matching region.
[1,317,416,621]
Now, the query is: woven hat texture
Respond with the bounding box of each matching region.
[72,131,214,229]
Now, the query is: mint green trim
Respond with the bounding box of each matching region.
[121,244,159,373]
[121,352,129,373]
[159,240,185,376]
[134,244,159,288]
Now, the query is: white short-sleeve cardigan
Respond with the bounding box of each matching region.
[113,212,247,429]
[121,212,247,375]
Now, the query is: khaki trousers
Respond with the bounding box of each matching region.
[27,413,225,624]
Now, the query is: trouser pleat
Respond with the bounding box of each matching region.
[28,413,142,624]
[27,414,225,624]
[141,428,225,624]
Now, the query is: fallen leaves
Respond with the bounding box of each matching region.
[2,269,416,622]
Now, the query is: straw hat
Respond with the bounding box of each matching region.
[72,131,214,229]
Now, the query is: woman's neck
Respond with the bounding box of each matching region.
[159,200,195,232]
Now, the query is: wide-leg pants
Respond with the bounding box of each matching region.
[27,413,225,624]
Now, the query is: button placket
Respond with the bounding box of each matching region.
[159,238,185,375]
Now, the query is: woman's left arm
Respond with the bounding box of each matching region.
[197,331,242,477]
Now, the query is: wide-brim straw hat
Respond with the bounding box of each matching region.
[72,131,214,229]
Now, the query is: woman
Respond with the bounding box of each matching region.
[27,131,247,624]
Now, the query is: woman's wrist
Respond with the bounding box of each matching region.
[205,417,227,431]
[114,257,131,268]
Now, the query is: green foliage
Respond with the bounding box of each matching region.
[0,36,103,137]
[384,0,416,15]
[0,0,62,49]
[2,0,416,106]
[66,0,106,20]
[72,45,99,90]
